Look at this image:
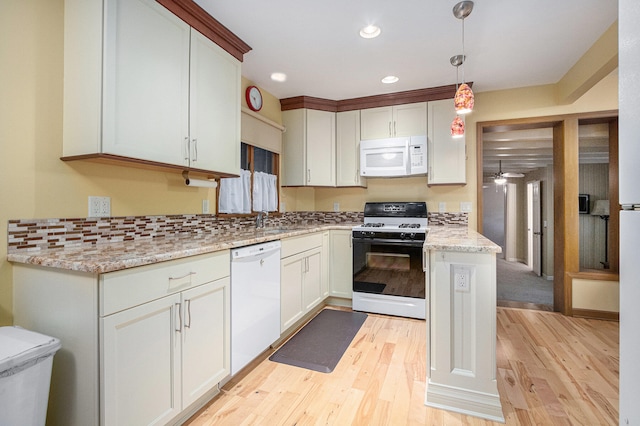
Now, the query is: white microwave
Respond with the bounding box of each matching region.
[360,136,428,177]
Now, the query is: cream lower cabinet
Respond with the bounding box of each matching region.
[12,250,230,426]
[425,249,503,422]
[280,233,325,332]
[101,278,229,426]
[329,230,353,299]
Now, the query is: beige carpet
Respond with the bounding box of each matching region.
[496,258,553,307]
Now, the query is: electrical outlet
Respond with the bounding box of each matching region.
[453,266,471,292]
[439,202,446,213]
[88,196,110,218]
[333,202,340,212]
[202,199,210,214]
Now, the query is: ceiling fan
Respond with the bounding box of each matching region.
[493,160,524,184]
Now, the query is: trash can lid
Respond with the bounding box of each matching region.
[0,326,61,375]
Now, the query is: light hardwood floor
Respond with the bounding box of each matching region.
[186,307,619,425]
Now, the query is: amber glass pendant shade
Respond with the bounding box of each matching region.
[451,116,465,138]
[454,83,474,114]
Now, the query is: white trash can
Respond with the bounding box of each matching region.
[0,326,61,426]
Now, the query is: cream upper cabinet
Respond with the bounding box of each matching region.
[65,0,240,175]
[336,110,367,187]
[360,102,427,139]
[188,30,241,175]
[282,109,336,186]
[427,99,467,185]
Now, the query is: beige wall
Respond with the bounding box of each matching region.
[0,1,619,324]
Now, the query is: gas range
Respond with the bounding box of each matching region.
[352,202,428,243]
[351,201,428,319]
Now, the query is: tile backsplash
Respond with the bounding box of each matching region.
[7,211,467,253]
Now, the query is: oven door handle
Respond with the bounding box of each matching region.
[352,237,425,248]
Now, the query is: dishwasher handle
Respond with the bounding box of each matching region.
[231,241,282,261]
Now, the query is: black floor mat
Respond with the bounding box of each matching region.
[269,309,368,373]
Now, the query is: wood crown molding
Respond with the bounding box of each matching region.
[157,0,252,62]
[280,83,462,112]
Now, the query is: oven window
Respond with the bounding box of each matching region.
[353,240,425,299]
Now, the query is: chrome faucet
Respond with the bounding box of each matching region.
[256,211,269,228]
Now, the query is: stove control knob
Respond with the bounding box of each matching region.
[400,232,406,239]
[409,233,416,239]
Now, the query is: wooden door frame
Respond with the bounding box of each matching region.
[476,110,619,315]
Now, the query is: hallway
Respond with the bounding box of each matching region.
[496,258,553,311]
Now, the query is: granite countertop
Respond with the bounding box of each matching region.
[8,224,500,274]
[424,226,502,254]
[7,224,355,274]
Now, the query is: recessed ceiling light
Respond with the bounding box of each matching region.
[270,72,287,82]
[381,75,399,84]
[359,25,381,39]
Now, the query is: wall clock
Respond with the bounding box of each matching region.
[245,85,263,111]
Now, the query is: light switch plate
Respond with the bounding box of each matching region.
[334,202,340,212]
[460,202,472,213]
[439,202,446,213]
[202,199,210,214]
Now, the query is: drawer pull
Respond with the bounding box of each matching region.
[185,299,192,329]
[169,271,196,282]
[175,302,182,332]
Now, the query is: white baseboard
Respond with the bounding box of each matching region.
[425,381,505,423]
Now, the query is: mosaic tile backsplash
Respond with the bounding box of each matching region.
[8,211,467,253]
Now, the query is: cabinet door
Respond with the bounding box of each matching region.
[102,0,190,166]
[360,107,393,139]
[281,253,305,332]
[101,293,181,426]
[303,249,323,311]
[321,231,330,298]
[394,102,427,137]
[428,99,466,185]
[306,110,336,186]
[336,111,366,187]
[189,29,241,175]
[281,109,307,186]
[330,230,353,299]
[181,278,230,408]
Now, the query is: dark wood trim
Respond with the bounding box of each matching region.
[60,153,238,179]
[280,84,460,112]
[280,97,338,112]
[572,308,619,321]
[475,110,619,316]
[156,0,251,62]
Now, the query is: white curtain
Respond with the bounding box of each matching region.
[253,172,278,212]
[219,169,251,213]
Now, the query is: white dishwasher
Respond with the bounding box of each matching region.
[230,240,281,375]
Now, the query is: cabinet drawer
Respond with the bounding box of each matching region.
[281,232,323,258]
[100,250,229,316]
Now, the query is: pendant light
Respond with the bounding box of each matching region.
[452,1,474,115]
[450,54,465,138]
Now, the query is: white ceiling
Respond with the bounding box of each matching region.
[194,0,617,101]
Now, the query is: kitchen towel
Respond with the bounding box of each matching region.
[252,171,278,212]
[219,169,251,213]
